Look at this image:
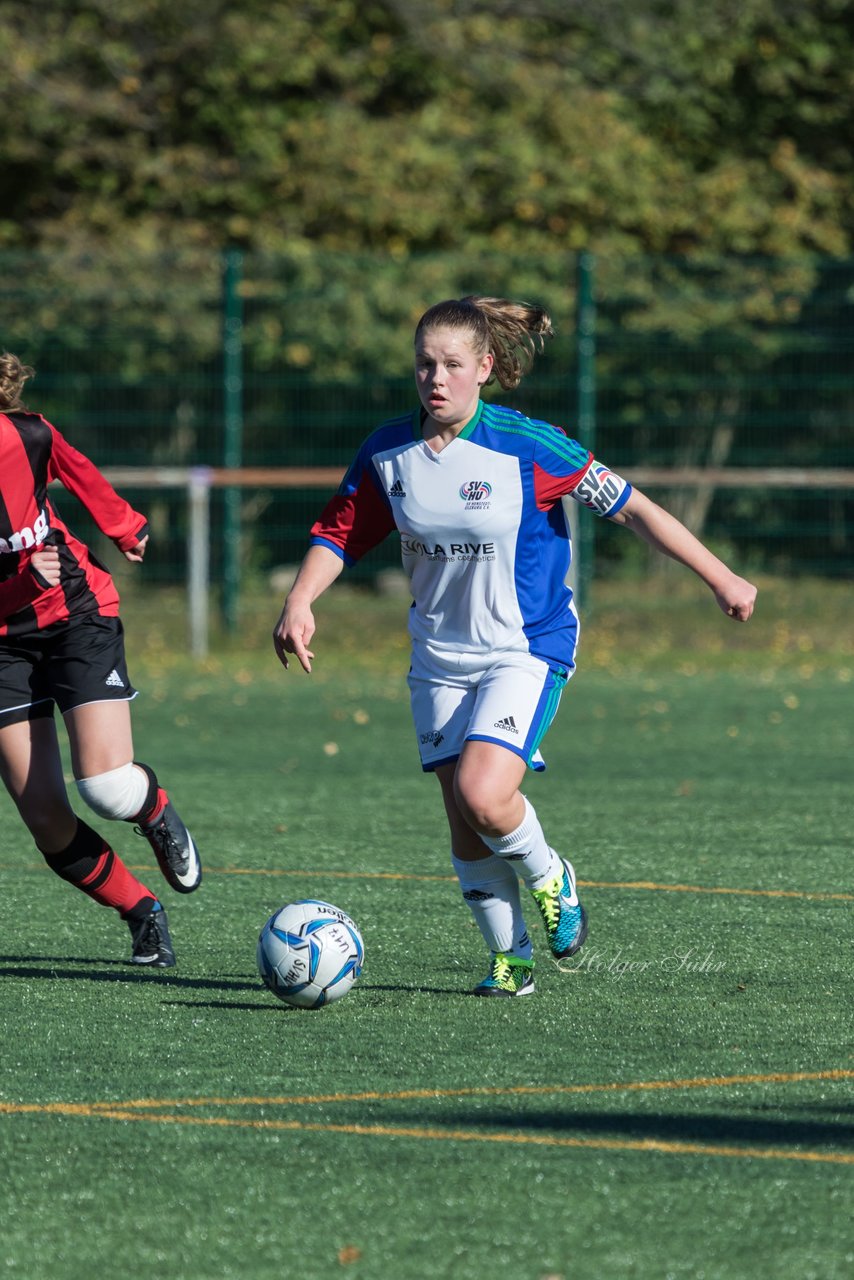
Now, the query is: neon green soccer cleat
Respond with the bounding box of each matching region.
[472,953,535,997]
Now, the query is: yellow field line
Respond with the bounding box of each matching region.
[581,879,853,902]
[6,863,850,900]
[70,1067,854,1111]
[211,867,456,883]
[194,867,854,903]
[3,1105,852,1166]
[9,1069,851,1113]
[3,1070,852,1166]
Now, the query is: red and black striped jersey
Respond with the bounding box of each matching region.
[0,411,148,637]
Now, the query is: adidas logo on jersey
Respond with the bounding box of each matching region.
[105,669,125,688]
[387,478,406,497]
[494,715,518,734]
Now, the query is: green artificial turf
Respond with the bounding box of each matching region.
[1,578,851,1279]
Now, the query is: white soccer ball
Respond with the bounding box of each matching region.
[257,899,365,1009]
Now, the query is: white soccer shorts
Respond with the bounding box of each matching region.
[407,646,572,773]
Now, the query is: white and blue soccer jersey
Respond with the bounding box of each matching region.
[310,401,631,670]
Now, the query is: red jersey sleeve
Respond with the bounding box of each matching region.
[310,462,396,566]
[46,423,148,551]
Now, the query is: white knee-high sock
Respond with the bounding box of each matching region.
[480,797,561,891]
[451,854,532,960]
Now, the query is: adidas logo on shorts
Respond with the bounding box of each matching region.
[105,669,125,688]
[494,715,518,734]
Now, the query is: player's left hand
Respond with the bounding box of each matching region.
[715,573,757,621]
[123,535,149,563]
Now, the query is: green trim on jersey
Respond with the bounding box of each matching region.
[457,400,486,439]
[482,403,590,469]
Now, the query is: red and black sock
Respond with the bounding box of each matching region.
[41,818,157,921]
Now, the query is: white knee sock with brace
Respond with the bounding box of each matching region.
[76,762,149,822]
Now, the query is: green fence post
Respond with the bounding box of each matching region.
[575,251,596,610]
[222,248,244,633]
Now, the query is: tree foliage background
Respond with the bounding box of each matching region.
[3,0,853,260]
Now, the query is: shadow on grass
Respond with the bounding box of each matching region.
[448,1106,854,1148]
[358,982,464,995]
[158,982,463,1011]
[0,960,458,998]
[160,999,279,1011]
[0,957,258,992]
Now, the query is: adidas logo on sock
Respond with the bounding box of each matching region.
[494,715,518,734]
[387,478,406,497]
[105,669,125,688]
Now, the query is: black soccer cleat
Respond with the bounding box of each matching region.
[127,905,176,968]
[135,797,202,894]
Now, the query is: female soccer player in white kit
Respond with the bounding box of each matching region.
[273,296,756,996]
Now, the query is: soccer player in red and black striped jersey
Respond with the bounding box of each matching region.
[0,353,202,967]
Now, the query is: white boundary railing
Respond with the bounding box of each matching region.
[98,466,854,658]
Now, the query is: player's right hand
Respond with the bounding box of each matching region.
[272,602,316,673]
[29,545,61,588]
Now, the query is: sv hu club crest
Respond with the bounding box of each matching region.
[459,480,492,503]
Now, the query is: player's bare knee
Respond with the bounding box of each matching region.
[454,779,507,835]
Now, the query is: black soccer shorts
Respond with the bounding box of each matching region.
[0,615,138,725]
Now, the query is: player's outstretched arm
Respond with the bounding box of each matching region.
[609,488,757,621]
[273,544,345,672]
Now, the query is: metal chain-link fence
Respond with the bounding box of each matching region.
[3,248,852,607]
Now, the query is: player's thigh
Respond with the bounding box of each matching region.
[49,615,139,777]
[454,739,528,832]
[63,699,135,779]
[0,713,74,823]
[408,665,476,772]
